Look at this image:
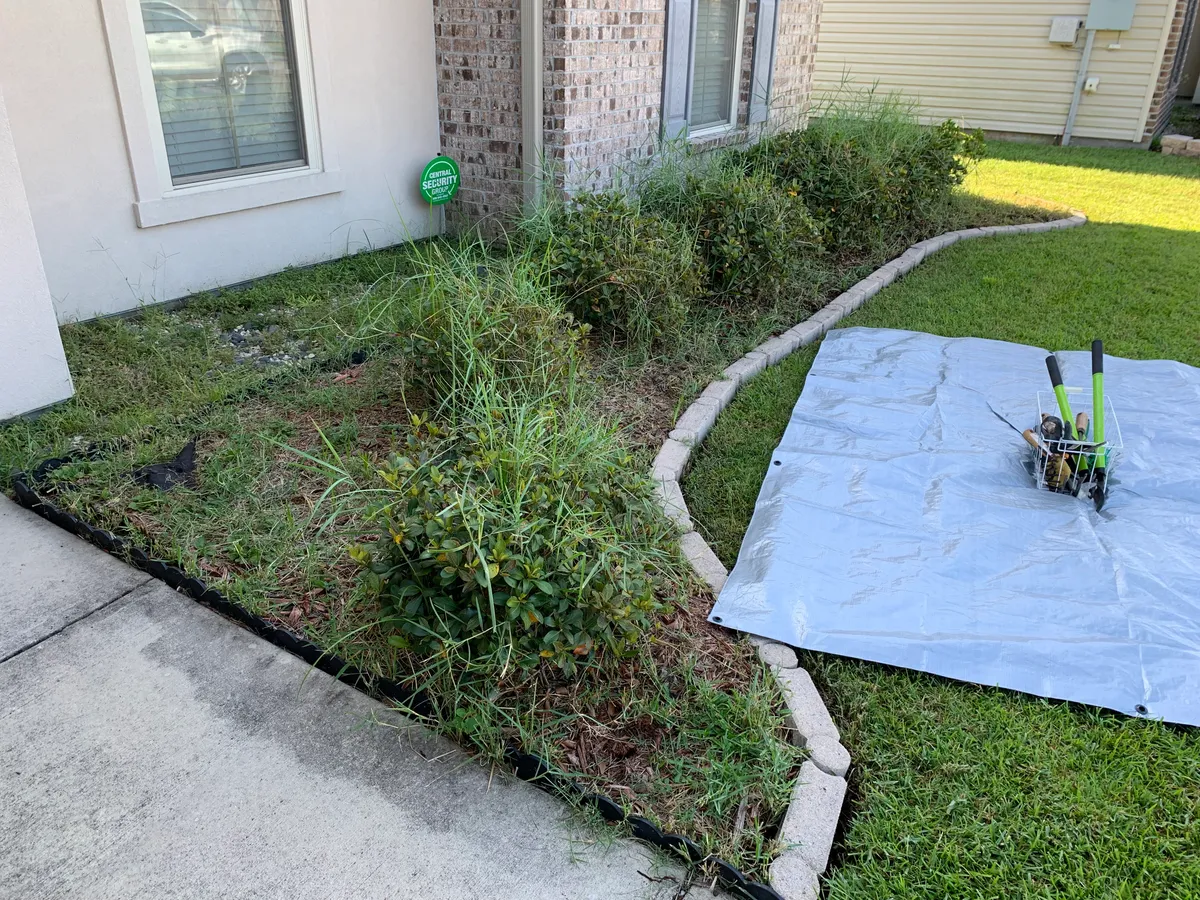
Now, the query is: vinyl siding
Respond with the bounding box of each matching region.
[813,0,1176,143]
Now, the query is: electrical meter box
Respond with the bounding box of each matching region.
[1086,0,1136,31]
[1049,16,1083,43]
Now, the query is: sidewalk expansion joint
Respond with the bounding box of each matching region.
[0,577,151,666]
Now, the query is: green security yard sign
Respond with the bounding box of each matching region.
[420,156,460,205]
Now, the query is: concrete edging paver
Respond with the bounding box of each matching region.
[650,213,1088,900]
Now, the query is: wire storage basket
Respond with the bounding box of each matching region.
[1031,390,1123,498]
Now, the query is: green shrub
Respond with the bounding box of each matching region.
[638,156,823,302]
[743,95,984,253]
[687,167,822,301]
[537,192,701,349]
[353,415,666,674]
[340,240,673,674]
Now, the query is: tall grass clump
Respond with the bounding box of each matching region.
[742,89,984,255]
[340,239,677,674]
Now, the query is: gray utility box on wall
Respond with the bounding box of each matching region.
[1087,0,1137,31]
[1050,16,1084,43]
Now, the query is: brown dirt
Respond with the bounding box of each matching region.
[594,359,692,450]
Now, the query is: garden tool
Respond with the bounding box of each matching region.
[1091,340,1108,510]
[1023,429,1072,493]
[1038,414,1065,451]
[1045,356,1079,441]
[1072,411,1092,474]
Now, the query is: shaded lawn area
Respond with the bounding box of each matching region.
[685,142,1200,899]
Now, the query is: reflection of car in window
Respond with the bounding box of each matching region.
[140,0,304,181]
[140,0,272,95]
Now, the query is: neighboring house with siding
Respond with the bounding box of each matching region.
[1,0,823,419]
[813,0,1198,146]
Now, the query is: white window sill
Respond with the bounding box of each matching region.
[689,123,738,142]
[134,169,344,228]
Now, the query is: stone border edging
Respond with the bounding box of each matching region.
[652,212,1089,900]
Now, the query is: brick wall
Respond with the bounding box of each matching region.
[1147,0,1199,139]
[434,0,824,225]
[543,1,668,193]
[433,0,525,228]
[770,0,823,127]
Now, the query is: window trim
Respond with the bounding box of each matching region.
[686,0,749,139]
[99,0,342,228]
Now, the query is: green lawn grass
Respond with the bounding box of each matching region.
[685,142,1200,899]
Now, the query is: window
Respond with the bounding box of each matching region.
[688,0,745,131]
[663,0,774,140]
[138,0,306,184]
[101,0,342,227]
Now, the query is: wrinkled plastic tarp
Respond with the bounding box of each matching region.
[710,328,1200,725]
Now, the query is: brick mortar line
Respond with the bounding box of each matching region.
[650,212,1089,900]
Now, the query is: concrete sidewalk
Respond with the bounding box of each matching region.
[0,497,693,899]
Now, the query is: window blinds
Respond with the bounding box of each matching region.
[140,0,304,183]
[690,0,739,129]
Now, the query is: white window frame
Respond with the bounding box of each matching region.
[99,0,343,228]
[687,0,749,140]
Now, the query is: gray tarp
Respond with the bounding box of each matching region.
[710,328,1200,726]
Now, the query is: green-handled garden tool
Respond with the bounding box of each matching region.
[1045,355,1079,442]
[1092,339,1108,510]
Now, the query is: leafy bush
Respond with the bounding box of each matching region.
[535,192,701,349]
[689,168,822,301]
[638,157,823,302]
[341,241,674,674]
[742,93,984,253]
[353,416,665,673]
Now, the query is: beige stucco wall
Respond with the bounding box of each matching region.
[813,0,1176,143]
[0,82,74,419]
[0,0,440,322]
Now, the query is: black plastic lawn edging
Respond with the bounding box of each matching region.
[8,469,783,900]
[8,468,423,709]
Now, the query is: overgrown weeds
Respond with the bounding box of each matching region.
[524,192,701,353]
[639,156,824,303]
[519,90,993,393]
[327,242,680,673]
